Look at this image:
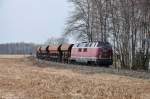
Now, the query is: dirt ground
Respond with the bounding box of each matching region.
[0,56,150,99]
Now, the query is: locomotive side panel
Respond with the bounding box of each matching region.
[71,48,99,61]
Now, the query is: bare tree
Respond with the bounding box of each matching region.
[45,37,68,46]
[65,0,95,41]
[65,0,150,70]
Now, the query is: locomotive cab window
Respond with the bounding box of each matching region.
[78,48,82,52]
[83,48,87,52]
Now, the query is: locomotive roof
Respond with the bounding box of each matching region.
[73,41,111,48]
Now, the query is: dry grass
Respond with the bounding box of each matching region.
[0,56,149,99]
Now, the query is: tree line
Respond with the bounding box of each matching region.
[65,0,150,70]
[0,43,37,55]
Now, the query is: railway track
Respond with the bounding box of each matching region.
[32,57,150,80]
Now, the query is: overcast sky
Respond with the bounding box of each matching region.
[0,0,71,44]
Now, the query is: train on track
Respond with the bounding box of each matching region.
[36,41,113,66]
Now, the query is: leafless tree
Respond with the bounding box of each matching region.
[65,0,150,70]
[45,37,68,46]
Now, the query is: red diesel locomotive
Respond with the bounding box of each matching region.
[36,41,113,66]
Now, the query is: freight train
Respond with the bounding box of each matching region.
[36,41,113,66]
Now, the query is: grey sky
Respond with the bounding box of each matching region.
[0,0,71,44]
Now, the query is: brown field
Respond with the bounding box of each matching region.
[0,55,150,99]
[0,55,30,59]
